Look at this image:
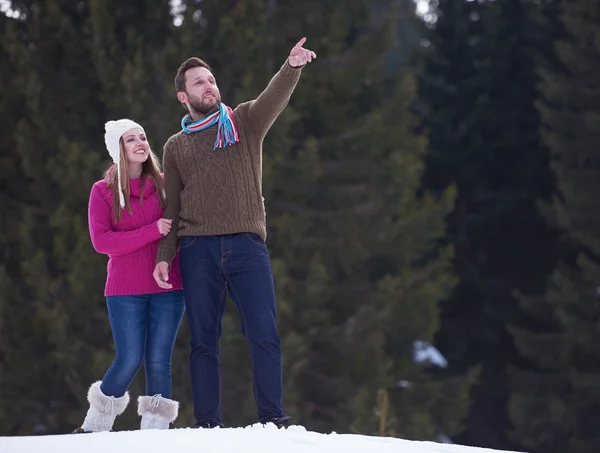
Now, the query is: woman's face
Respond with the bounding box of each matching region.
[122,128,149,164]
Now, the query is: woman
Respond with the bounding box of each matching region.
[73,119,185,433]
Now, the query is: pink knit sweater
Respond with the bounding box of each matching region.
[88,176,183,296]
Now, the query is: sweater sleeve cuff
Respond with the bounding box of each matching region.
[156,245,175,265]
[147,221,163,241]
[282,58,305,75]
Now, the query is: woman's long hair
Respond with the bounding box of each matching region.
[104,138,166,223]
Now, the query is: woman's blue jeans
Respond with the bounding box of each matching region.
[99,290,185,399]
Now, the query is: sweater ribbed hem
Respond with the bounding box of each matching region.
[180,219,267,241]
[156,220,266,265]
[105,244,183,296]
[104,268,183,296]
[104,285,184,297]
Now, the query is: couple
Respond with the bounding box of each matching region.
[73,39,316,433]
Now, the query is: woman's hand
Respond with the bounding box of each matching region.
[157,218,173,236]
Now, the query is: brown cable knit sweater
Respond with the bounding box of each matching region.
[156,59,302,265]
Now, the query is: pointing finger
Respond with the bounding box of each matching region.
[294,37,306,49]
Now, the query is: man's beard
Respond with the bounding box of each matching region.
[188,94,220,116]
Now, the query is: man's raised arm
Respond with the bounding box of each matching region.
[248,37,316,137]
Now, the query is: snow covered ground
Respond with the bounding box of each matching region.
[1,423,525,453]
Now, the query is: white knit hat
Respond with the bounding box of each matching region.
[104,119,146,208]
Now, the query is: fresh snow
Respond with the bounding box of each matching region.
[413,340,449,368]
[0,423,525,453]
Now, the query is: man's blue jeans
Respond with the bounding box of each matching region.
[178,233,286,426]
[100,290,185,399]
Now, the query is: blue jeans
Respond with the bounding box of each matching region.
[100,290,185,399]
[178,233,286,426]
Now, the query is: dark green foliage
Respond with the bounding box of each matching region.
[1,0,469,442]
[0,0,109,434]
[509,2,600,452]
[417,0,558,449]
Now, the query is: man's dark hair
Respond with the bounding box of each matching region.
[175,57,211,93]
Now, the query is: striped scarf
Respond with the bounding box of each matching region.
[181,103,240,149]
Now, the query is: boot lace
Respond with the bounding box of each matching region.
[146,394,162,429]
[149,394,162,411]
[92,395,116,431]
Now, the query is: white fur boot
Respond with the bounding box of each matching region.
[138,394,179,430]
[79,381,130,432]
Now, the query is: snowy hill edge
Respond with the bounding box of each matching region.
[0,424,527,453]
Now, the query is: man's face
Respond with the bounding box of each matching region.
[178,66,221,115]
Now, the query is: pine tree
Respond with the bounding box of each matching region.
[0,0,182,434]
[249,0,474,439]
[509,1,600,452]
[0,8,29,435]
[88,0,178,148]
[417,0,558,448]
[0,0,110,434]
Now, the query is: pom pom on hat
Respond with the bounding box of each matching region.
[104,119,146,208]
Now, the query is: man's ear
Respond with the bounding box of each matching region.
[177,91,187,104]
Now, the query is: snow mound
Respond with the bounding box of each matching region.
[0,423,525,453]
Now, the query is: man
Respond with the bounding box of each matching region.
[153,38,316,429]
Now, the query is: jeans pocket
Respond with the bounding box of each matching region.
[246,233,266,246]
[179,236,197,249]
